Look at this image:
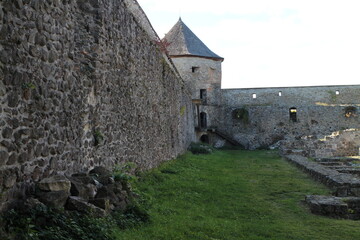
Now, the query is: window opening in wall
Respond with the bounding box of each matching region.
[289,107,297,122]
[344,106,356,118]
[336,90,340,95]
[252,93,257,99]
[200,89,207,104]
[200,89,206,99]
[279,91,282,96]
[200,112,207,128]
[200,134,209,144]
[192,66,199,73]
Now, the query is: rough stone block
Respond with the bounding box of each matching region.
[88,198,111,212]
[66,196,106,217]
[37,175,71,192]
[306,195,360,220]
[36,190,69,208]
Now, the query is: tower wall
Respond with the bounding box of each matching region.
[171,57,223,130]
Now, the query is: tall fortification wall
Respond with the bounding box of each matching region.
[0,0,194,205]
[218,86,360,149]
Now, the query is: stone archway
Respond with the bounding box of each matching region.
[200,134,209,144]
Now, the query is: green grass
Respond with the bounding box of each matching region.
[115,150,360,240]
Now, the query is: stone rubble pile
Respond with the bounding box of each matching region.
[28,166,131,217]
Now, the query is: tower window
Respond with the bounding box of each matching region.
[192,66,199,73]
[289,107,297,122]
[252,93,257,99]
[335,90,340,95]
[279,91,282,96]
[200,89,207,104]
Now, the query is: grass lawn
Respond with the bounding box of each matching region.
[115,150,360,240]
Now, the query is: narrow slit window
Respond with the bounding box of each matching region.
[252,93,257,99]
[279,91,282,96]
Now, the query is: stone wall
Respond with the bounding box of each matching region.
[0,0,194,207]
[216,86,360,149]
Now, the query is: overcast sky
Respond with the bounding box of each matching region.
[137,0,360,89]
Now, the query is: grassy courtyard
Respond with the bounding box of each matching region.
[115,150,360,240]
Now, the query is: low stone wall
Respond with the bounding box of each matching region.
[284,155,360,197]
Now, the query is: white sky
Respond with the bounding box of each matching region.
[137,0,360,89]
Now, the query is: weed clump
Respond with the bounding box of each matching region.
[1,198,150,240]
[1,204,114,240]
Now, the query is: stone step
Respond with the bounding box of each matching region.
[336,169,360,175]
[318,161,344,166]
[316,157,359,163]
[328,166,360,170]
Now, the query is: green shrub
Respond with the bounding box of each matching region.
[232,108,249,124]
[93,130,104,146]
[218,145,244,150]
[113,162,137,183]
[188,142,214,154]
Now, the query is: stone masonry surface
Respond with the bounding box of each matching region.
[0,0,195,208]
[216,86,360,149]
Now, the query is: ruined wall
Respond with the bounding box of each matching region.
[0,0,194,206]
[217,86,360,149]
[281,129,360,158]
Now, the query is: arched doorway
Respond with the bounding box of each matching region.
[289,107,297,122]
[200,112,207,128]
[200,134,209,144]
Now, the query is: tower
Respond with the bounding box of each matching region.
[164,18,224,143]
